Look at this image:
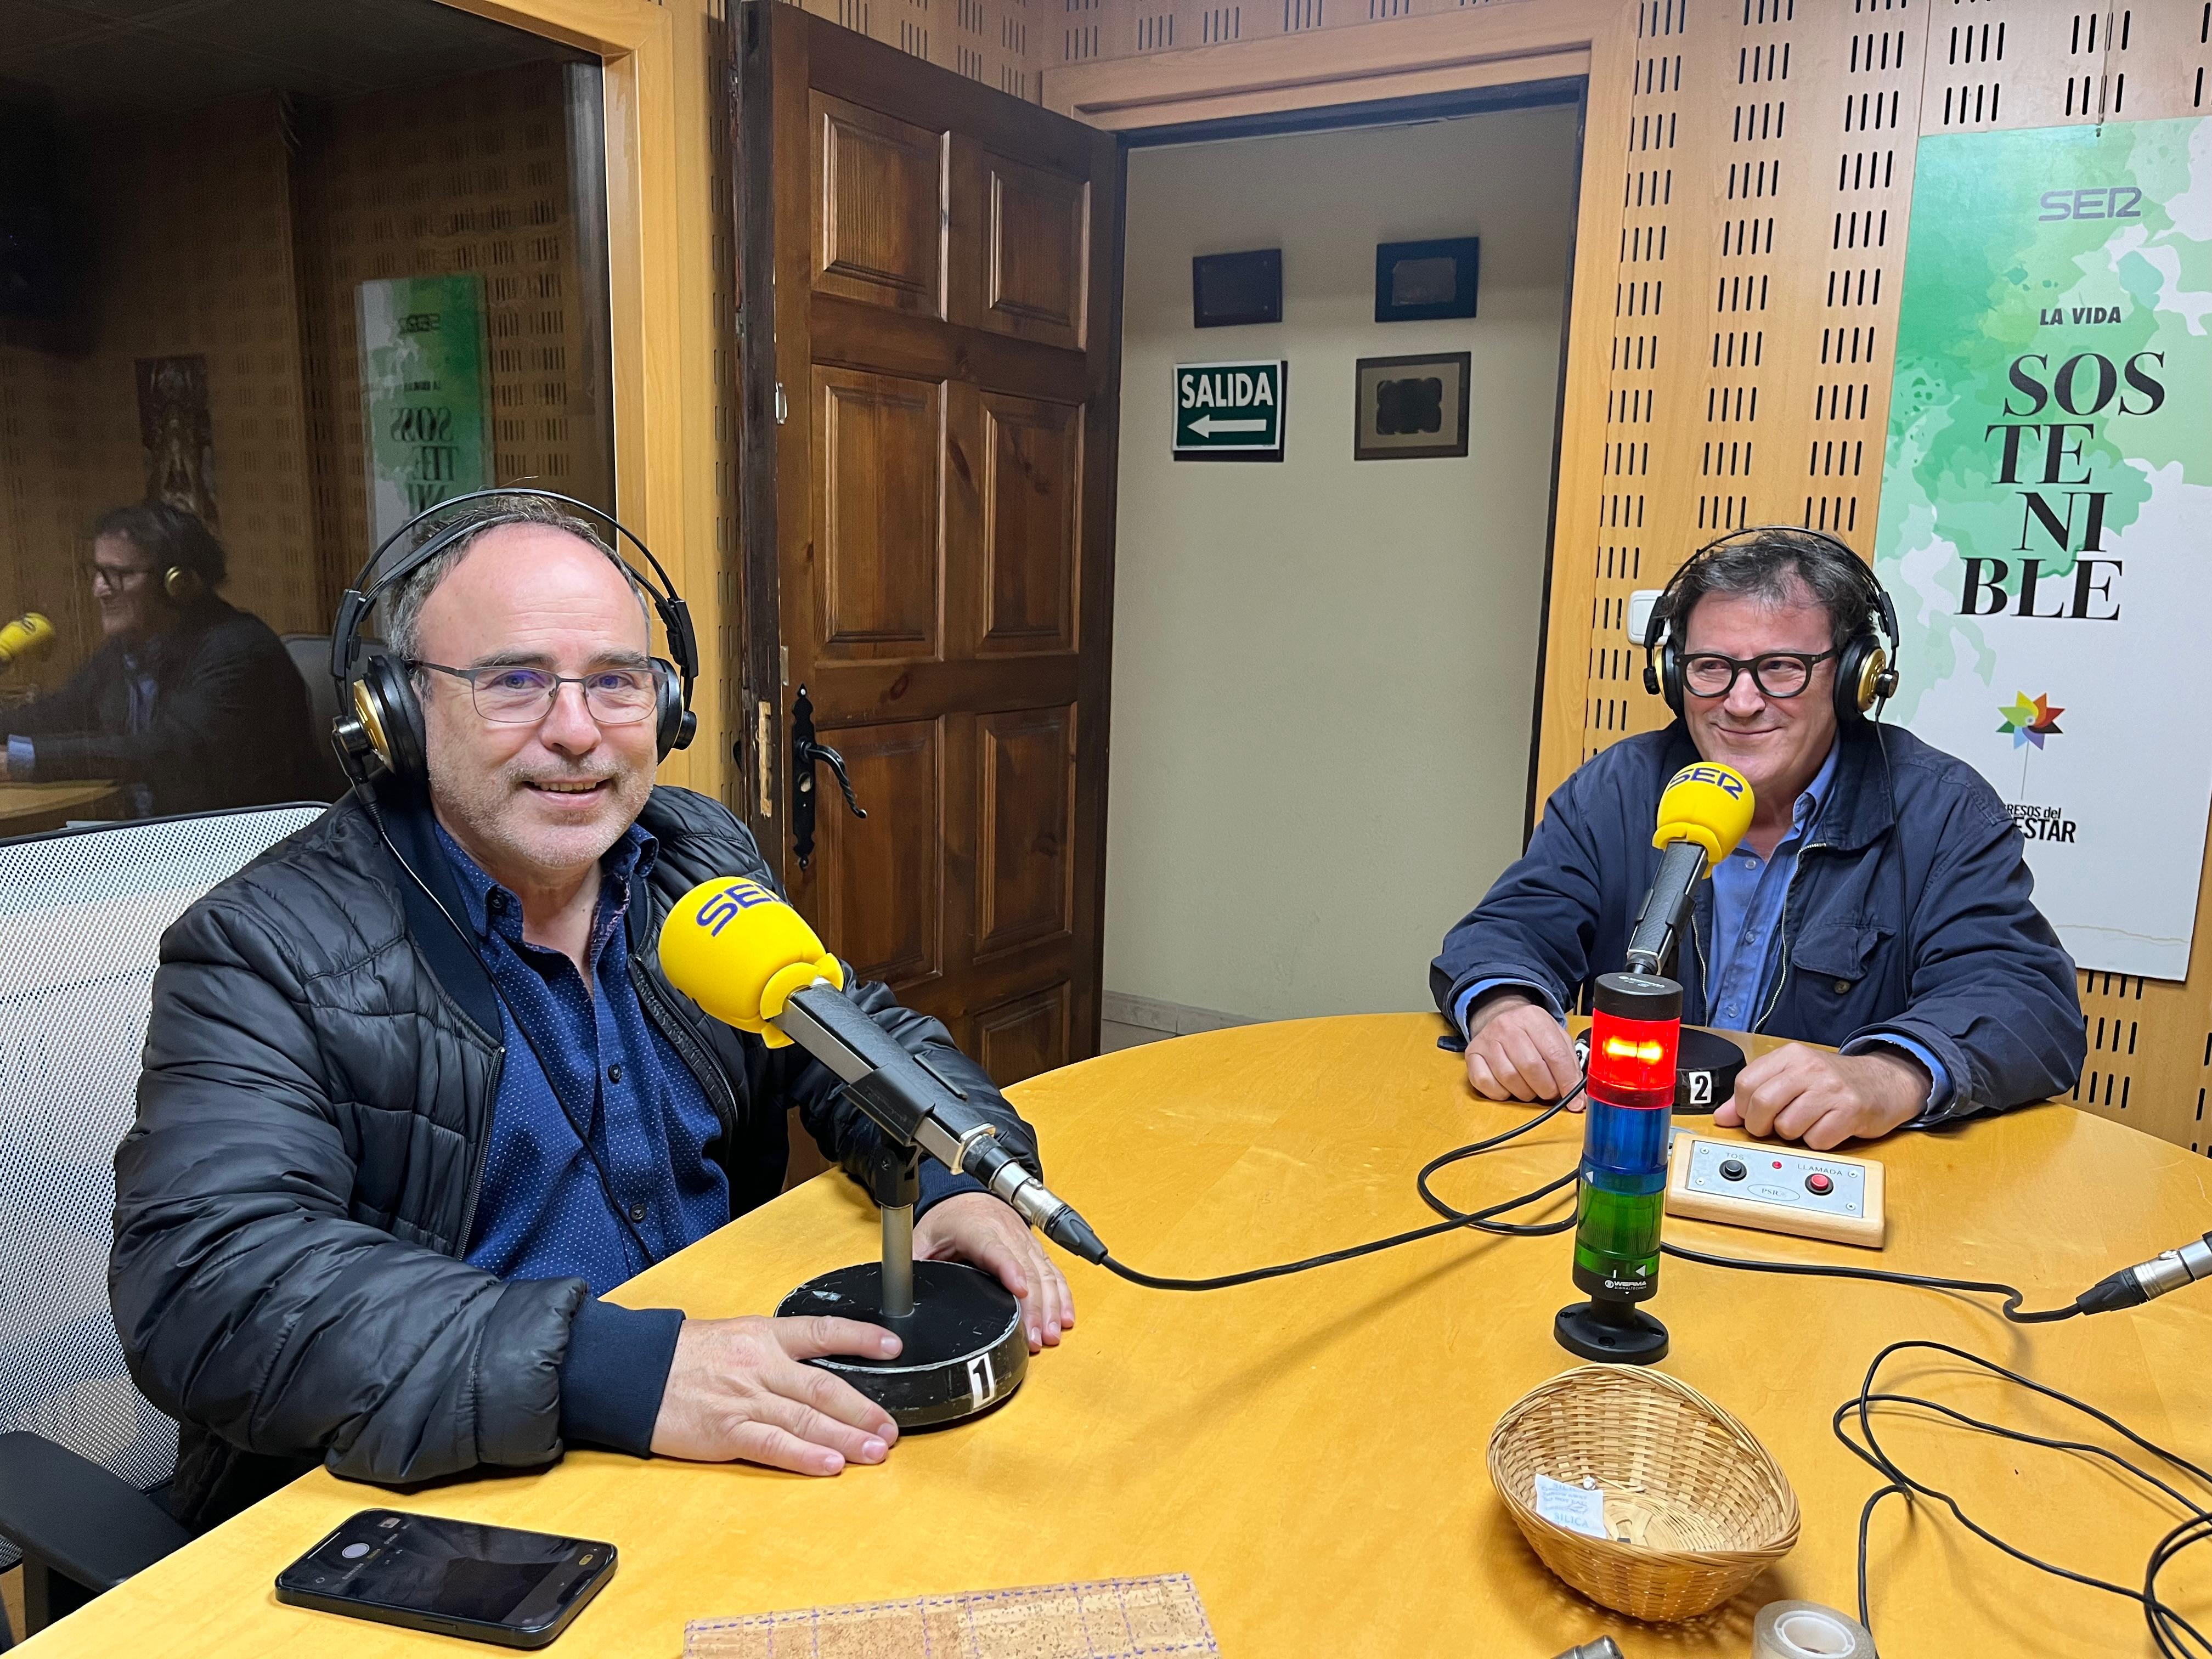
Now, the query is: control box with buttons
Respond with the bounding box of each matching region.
[1665,1131,1885,1248]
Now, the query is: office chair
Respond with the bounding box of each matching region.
[0,805,323,1646]
[279,633,354,801]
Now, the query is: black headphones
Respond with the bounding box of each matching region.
[1642,524,1901,724]
[328,489,699,785]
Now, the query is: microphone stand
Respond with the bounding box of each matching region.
[775,1088,1029,1429]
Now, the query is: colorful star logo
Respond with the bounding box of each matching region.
[1997,691,2064,749]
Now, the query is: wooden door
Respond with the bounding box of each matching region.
[733,4,1124,1081]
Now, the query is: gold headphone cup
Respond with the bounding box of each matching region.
[1857,648,1891,713]
[351,679,394,771]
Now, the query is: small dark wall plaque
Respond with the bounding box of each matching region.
[1374,236,1479,323]
[1192,248,1283,329]
[1353,352,1471,460]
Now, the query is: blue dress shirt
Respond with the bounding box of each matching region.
[435,820,731,1296]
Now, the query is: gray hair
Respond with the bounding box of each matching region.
[1664,528,1874,652]
[374,494,644,665]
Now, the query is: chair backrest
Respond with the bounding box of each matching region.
[0,806,324,1568]
[280,634,353,801]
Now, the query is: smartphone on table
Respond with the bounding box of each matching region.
[275,1509,617,1647]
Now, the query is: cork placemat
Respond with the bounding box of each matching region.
[684,1572,1220,1658]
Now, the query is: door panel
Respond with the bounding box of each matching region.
[814,717,944,988]
[737,3,1122,1076]
[812,366,944,657]
[982,155,1088,347]
[972,982,1073,1086]
[978,394,1081,653]
[811,94,946,313]
[977,704,1075,960]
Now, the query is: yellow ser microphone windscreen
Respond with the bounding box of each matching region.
[0,612,56,669]
[1653,761,1756,877]
[658,877,845,1048]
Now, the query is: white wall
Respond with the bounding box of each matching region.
[1104,104,1579,1022]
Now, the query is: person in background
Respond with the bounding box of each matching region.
[0,502,328,812]
[1432,526,2084,1150]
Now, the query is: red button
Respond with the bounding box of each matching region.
[1805,1172,1833,1196]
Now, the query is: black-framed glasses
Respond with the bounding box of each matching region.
[84,561,159,592]
[1680,648,1840,700]
[411,659,658,725]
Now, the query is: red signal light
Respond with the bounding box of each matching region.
[1587,1008,1678,1111]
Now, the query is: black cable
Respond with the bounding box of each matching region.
[1095,1082,1584,1291]
[1835,1340,2212,1656]
[1660,1239,2085,1323]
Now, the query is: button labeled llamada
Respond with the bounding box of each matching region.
[1805,1171,1833,1196]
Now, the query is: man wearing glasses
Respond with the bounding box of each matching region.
[0,501,325,812]
[114,496,1072,1530]
[1432,527,2082,1150]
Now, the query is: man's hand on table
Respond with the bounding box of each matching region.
[651,1314,901,1474]
[1716,1043,1927,1150]
[913,1190,1074,1352]
[1463,993,1583,1105]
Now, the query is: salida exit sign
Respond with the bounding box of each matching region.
[1173,359,1286,461]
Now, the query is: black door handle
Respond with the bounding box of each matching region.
[791,684,866,870]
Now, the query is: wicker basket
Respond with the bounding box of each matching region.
[1486,1364,1800,1622]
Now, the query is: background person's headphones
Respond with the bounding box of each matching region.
[328,489,699,786]
[158,563,204,605]
[1641,524,1901,724]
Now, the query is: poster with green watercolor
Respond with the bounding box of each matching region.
[357,274,492,547]
[1875,117,2212,979]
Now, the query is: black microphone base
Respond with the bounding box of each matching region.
[1554,1297,1669,1364]
[777,1260,1028,1429]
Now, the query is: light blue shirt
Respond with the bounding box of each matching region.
[1454,740,1950,1113]
[1705,741,1841,1030]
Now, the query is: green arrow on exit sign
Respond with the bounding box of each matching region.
[1173,359,1286,460]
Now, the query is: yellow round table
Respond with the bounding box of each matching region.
[0,781,120,837]
[18,1015,2212,1655]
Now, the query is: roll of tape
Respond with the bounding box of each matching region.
[1753,1601,1876,1659]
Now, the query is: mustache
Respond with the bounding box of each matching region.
[510,768,625,788]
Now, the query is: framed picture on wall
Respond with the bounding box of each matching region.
[1374,237,1478,323]
[1353,352,1471,461]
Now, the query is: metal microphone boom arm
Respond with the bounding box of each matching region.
[775,983,1108,1262]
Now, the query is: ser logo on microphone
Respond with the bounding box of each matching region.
[1672,763,1746,798]
[694,878,781,936]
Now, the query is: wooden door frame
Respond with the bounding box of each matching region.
[434,0,728,800]
[1045,0,1637,805]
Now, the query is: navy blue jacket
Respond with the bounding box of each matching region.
[1431,719,2085,1121]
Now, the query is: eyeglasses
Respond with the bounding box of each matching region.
[411,659,658,725]
[1680,648,1841,700]
[86,562,159,592]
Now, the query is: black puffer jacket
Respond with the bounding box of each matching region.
[111,779,1039,1530]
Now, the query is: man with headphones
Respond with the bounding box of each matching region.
[112,492,1071,1531]
[1431,526,2084,1149]
[0,501,326,812]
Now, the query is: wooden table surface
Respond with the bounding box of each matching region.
[20,1014,2212,1656]
[0,781,119,836]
